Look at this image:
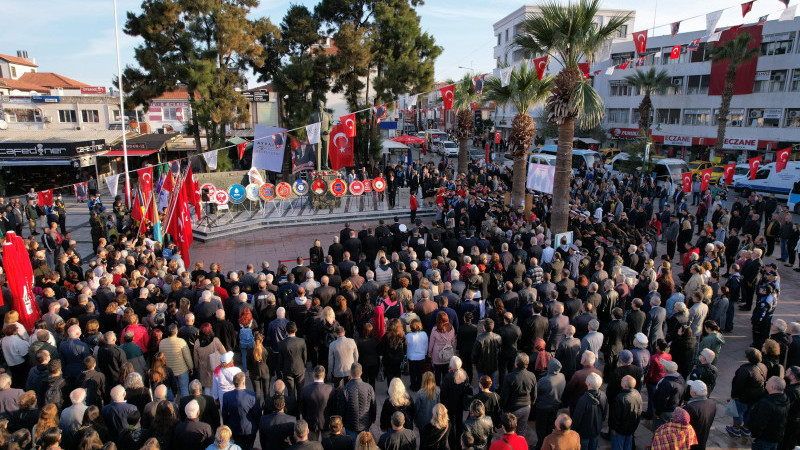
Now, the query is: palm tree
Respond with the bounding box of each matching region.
[451,75,480,175]
[624,67,670,137]
[515,0,630,233]
[484,62,553,208]
[711,33,759,155]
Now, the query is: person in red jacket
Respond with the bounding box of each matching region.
[410,193,418,223]
[489,413,529,450]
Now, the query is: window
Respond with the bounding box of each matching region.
[683,109,712,126]
[611,52,634,66]
[497,34,501,46]
[753,71,770,92]
[0,66,3,78]
[609,80,634,96]
[656,109,681,125]
[686,75,710,95]
[7,108,42,123]
[661,46,688,64]
[607,108,629,123]
[632,109,640,125]
[713,108,744,126]
[760,32,795,56]
[10,66,16,78]
[112,110,121,122]
[617,24,628,38]
[769,70,787,92]
[505,29,508,43]
[746,108,782,127]
[668,76,684,95]
[688,42,712,63]
[792,69,800,91]
[163,108,178,120]
[81,110,100,123]
[786,109,800,127]
[58,110,77,123]
[642,48,660,66]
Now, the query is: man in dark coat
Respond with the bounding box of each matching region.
[572,372,607,450]
[102,385,139,438]
[377,412,416,450]
[174,399,215,449]
[299,366,334,440]
[602,307,628,379]
[59,325,92,388]
[179,379,220,430]
[746,376,790,448]
[547,303,570,352]
[520,302,549,354]
[96,332,127,398]
[500,353,537,438]
[496,312,521,389]
[221,372,261,449]
[625,299,647,347]
[652,360,686,430]
[287,420,324,450]
[259,395,297,450]
[555,326,581,382]
[683,380,716,450]
[781,366,800,450]
[607,375,642,449]
[338,363,376,440]
[277,322,308,400]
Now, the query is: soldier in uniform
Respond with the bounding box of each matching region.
[54,194,67,235]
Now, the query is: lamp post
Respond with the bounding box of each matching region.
[113,0,131,206]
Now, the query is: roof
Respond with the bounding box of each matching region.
[0,129,131,145]
[152,87,189,100]
[18,72,88,89]
[112,133,181,151]
[245,84,274,92]
[0,77,49,93]
[0,53,37,68]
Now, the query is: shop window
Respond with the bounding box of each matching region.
[683,109,711,126]
[58,110,77,123]
[81,110,100,123]
[7,108,41,123]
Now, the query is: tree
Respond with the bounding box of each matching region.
[514,0,630,233]
[450,75,480,175]
[484,62,552,207]
[624,67,670,137]
[123,0,276,151]
[711,33,759,155]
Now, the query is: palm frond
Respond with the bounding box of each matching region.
[571,80,604,128]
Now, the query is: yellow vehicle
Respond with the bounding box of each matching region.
[599,148,621,164]
[687,160,712,176]
[709,165,726,184]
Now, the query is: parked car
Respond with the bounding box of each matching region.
[687,160,712,176]
[440,140,459,157]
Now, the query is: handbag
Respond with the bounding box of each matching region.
[209,349,223,370]
[438,344,455,363]
[724,399,739,418]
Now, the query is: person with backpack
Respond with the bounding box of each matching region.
[237,309,256,374]
[428,312,456,385]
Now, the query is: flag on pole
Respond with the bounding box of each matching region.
[681,173,693,193]
[605,66,615,75]
[105,174,120,198]
[130,188,145,223]
[499,66,513,87]
[185,165,202,221]
[533,56,549,81]
[700,168,713,191]
[3,231,40,332]
[472,74,486,94]
[578,62,590,78]
[780,5,797,20]
[671,22,681,37]
[741,1,755,17]
[632,30,648,54]
[635,57,645,67]
[776,147,792,172]
[137,167,153,197]
[670,45,682,59]
[37,189,53,207]
[618,61,629,70]
[439,84,455,110]
[758,14,769,25]
[724,163,736,185]
[749,156,763,179]
[166,175,193,268]
[237,142,247,160]
[203,150,218,170]
[161,167,175,193]
[306,122,321,145]
[374,104,387,120]
[340,113,356,137]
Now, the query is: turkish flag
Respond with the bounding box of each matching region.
[166,179,193,268]
[130,189,144,223]
[681,172,693,193]
[328,123,354,170]
[742,0,754,17]
[533,56,548,81]
[137,167,154,197]
[162,171,174,193]
[749,156,763,179]
[341,113,356,137]
[700,168,713,191]
[632,30,648,54]
[37,189,53,207]
[237,142,247,160]
[440,84,455,111]
[3,231,40,332]
[494,131,501,144]
[578,62,590,78]
[670,45,682,59]
[724,162,736,185]
[618,62,630,70]
[776,147,791,173]
[185,165,202,221]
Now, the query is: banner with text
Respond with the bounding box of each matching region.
[526,163,555,194]
[252,125,287,172]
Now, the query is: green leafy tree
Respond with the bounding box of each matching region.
[484,62,553,207]
[624,67,670,137]
[710,33,759,154]
[514,0,630,233]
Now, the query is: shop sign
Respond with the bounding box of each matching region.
[663,135,692,146]
[722,137,758,150]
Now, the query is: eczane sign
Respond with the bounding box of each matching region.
[723,137,758,150]
[663,135,691,146]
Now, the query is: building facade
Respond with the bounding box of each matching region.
[0,52,37,80]
[596,17,800,162]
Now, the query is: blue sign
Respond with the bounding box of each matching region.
[228,184,246,204]
[30,96,60,103]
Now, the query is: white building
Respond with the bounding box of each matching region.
[596,17,800,163]
[0,52,37,80]
[492,5,636,132]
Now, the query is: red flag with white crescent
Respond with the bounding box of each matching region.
[670,45,682,60]
[533,56,548,81]
[37,189,53,207]
[328,123,354,170]
[166,180,193,267]
[700,168,713,191]
[681,172,693,194]
[185,165,201,220]
[340,113,356,137]
[578,62,590,78]
[742,0,754,17]
[237,142,247,160]
[749,156,763,179]
[776,147,791,173]
[723,162,736,185]
[4,231,40,332]
[439,84,455,111]
[137,167,154,197]
[632,30,648,54]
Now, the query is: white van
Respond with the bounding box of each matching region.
[502,152,556,169]
[653,158,690,194]
[731,163,751,184]
[535,145,599,174]
[605,153,630,175]
[734,161,800,199]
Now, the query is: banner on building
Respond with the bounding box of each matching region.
[202,150,218,170]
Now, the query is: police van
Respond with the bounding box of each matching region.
[734,161,800,200]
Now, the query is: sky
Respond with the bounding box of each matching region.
[0,0,792,89]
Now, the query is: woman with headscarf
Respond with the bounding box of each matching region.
[531,337,552,380]
[651,407,698,450]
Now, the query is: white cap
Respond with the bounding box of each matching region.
[221,351,234,364]
[686,379,708,396]
[634,333,648,346]
[660,359,678,374]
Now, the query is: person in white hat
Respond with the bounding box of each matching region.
[683,380,716,449]
[630,333,650,378]
[651,359,685,430]
[212,351,241,408]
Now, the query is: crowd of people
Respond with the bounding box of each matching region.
[0,154,798,450]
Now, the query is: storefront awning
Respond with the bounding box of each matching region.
[101,149,159,157]
[0,158,71,167]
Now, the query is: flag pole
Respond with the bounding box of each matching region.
[113,0,131,207]
[163,169,188,234]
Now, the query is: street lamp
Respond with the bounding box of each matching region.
[113,0,131,206]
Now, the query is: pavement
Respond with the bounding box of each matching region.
[49,163,796,449]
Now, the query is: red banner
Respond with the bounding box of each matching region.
[681,172,693,193]
[776,147,791,173]
[742,0,754,17]
[724,162,736,185]
[440,84,455,111]
[237,142,247,160]
[700,168,713,191]
[578,62,590,78]
[670,45,681,59]
[37,189,53,207]
[632,30,648,54]
[749,156,763,179]
[709,26,763,96]
[3,232,40,332]
[340,113,356,137]
[533,56,548,81]
[167,178,193,268]
[328,123,354,170]
[80,86,107,95]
